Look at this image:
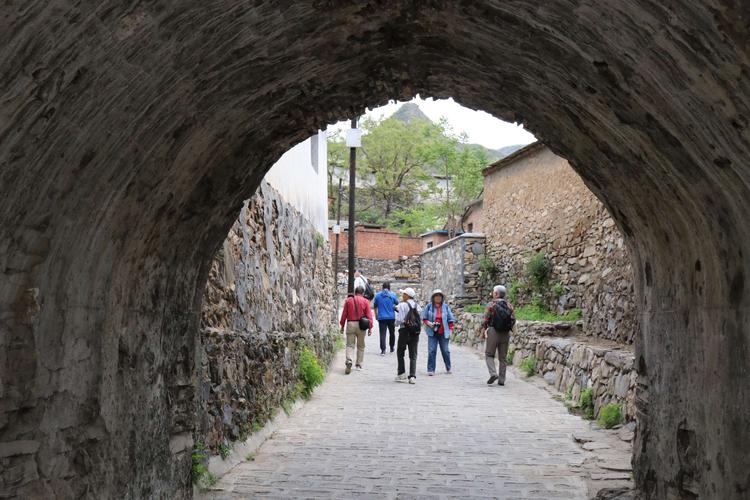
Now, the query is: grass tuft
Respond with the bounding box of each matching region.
[597,403,623,428]
[519,356,536,377]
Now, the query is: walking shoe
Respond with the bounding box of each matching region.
[498,380,505,386]
[356,364,363,371]
[395,373,408,382]
[408,377,416,384]
[428,372,435,377]
[446,370,452,375]
[380,351,385,356]
[345,362,352,375]
[390,347,395,353]
[487,375,498,385]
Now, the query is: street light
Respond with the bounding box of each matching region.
[346,118,362,295]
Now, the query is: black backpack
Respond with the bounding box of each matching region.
[363,278,375,300]
[404,303,421,334]
[490,299,515,332]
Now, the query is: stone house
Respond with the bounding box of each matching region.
[481,142,636,344]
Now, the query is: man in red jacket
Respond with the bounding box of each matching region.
[339,286,373,374]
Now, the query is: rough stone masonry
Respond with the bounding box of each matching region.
[199,181,335,453]
[1,2,749,499]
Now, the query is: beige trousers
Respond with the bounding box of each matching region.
[346,321,366,366]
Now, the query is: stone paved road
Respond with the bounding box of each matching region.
[203,336,632,499]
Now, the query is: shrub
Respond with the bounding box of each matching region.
[515,304,581,322]
[526,251,551,292]
[298,347,325,399]
[579,388,595,419]
[281,398,294,416]
[552,282,565,296]
[464,303,485,314]
[519,356,536,377]
[597,403,623,428]
[192,443,217,489]
[218,442,232,460]
[314,232,326,248]
[506,347,515,365]
[508,279,525,304]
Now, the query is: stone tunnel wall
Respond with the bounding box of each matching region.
[483,146,637,344]
[199,181,336,452]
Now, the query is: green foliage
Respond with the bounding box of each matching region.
[464,303,485,314]
[552,282,565,297]
[328,110,491,232]
[388,202,443,236]
[597,403,623,428]
[298,347,325,399]
[245,453,256,461]
[218,442,232,460]
[515,304,581,322]
[251,420,263,433]
[506,347,515,365]
[579,388,595,419]
[192,443,217,489]
[281,398,294,416]
[565,384,574,401]
[508,279,525,304]
[526,251,551,292]
[334,335,345,352]
[519,356,537,377]
[314,232,325,248]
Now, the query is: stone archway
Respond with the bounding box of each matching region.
[1,2,748,498]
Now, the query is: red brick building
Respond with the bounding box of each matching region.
[329,222,422,260]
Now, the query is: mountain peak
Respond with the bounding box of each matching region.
[391,103,431,124]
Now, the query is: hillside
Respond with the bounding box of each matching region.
[390,103,526,164]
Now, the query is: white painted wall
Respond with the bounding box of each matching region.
[264,132,329,239]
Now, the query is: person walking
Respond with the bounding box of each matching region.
[339,286,373,374]
[394,287,421,384]
[421,289,455,376]
[353,270,374,300]
[482,285,516,386]
[373,281,399,355]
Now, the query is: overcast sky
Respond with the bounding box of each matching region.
[326,96,536,150]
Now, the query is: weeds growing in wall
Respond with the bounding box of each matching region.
[579,388,595,419]
[515,304,582,322]
[520,356,537,377]
[506,347,515,365]
[464,303,485,314]
[298,347,325,399]
[597,403,623,428]
[191,442,217,489]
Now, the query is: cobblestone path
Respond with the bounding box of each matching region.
[203,338,632,499]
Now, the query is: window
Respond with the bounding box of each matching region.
[426,241,433,249]
[467,223,474,232]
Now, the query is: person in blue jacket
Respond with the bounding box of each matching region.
[373,281,399,355]
[421,289,456,375]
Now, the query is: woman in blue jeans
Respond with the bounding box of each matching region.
[421,289,456,375]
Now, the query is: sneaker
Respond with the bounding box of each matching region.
[487,375,498,385]
[408,377,416,384]
[390,347,395,353]
[446,370,452,375]
[428,372,435,377]
[356,365,363,371]
[395,373,408,382]
[498,380,505,386]
[380,351,385,356]
[345,362,352,375]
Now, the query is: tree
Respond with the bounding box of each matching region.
[358,116,440,220]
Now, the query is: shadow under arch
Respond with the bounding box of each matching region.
[0,2,748,498]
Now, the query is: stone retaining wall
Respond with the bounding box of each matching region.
[453,312,636,420]
[421,234,486,306]
[199,181,336,452]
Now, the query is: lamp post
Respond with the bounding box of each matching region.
[345,118,362,295]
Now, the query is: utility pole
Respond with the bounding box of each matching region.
[333,178,343,311]
[347,118,358,295]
